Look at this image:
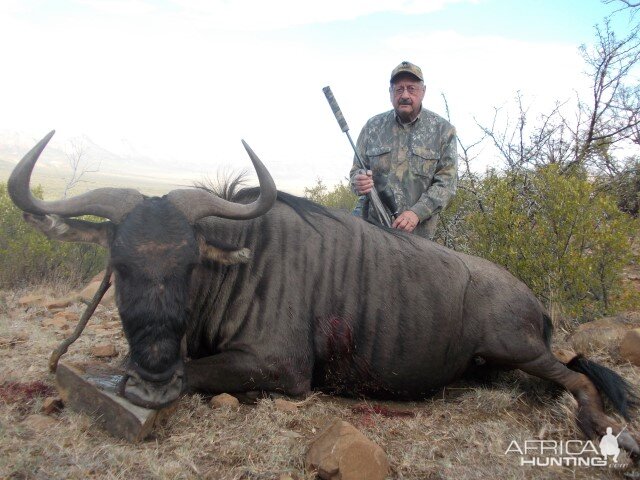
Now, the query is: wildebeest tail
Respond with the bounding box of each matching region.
[566,354,638,420]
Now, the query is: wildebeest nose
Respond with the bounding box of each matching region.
[129,359,183,384]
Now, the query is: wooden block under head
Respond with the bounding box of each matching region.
[55,361,175,442]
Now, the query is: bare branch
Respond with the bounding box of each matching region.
[63,137,101,198]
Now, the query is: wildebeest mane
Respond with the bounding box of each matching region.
[194,173,346,232]
[194,174,416,241]
[237,187,347,233]
[231,187,416,242]
[193,170,250,201]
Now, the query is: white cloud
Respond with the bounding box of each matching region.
[377,30,590,168]
[0,3,595,194]
[75,0,477,31]
[75,0,159,16]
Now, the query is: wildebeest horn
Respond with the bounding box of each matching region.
[166,140,277,223]
[8,131,144,223]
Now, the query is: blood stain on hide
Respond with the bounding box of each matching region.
[323,315,354,358]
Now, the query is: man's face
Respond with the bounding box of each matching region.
[390,73,426,123]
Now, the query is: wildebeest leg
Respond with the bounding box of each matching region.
[515,352,640,460]
[185,351,311,397]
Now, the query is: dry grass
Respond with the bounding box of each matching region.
[1,287,639,479]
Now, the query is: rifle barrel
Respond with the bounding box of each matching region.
[322,86,392,227]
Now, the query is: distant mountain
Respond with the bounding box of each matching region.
[0,130,200,180]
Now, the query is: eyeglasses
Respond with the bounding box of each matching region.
[391,85,423,96]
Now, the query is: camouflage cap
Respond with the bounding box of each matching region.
[390,61,423,83]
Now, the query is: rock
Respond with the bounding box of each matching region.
[42,317,71,330]
[210,393,240,409]
[42,396,64,415]
[44,298,73,309]
[22,414,58,431]
[617,312,640,325]
[306,419,389,480]
[569,317,635,357]
[0,332,29,349]
[274,398,298,413]
[90,343,118,358]
[620,329,640,366]
[78,280,115,306]
[18,294,46,307]
[101,320,121,330]
[54,311,78,322]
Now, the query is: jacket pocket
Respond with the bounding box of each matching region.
[410,147,439,178]
[365,145,392,172]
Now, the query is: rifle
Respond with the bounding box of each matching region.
[615,425,628,439]
[322,86,393,228]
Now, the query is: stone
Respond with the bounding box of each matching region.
[22,414,58,431]
[0,332,29,348]
[90,343,118,358]
[78,280,115,306]
[210,393,240,409]
[620,329,640,366]
[18,294,46,308]
[42,317,71,330]
[101,320,121,330]
[44,298,73,309]
[569,317,634,357]
[54,311,78,322]
[274,398,298,413]
[306,419,390,480]
[42,396,64,415]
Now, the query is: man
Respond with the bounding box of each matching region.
[350,61,458,239]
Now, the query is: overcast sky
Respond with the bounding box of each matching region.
[0,0,633,194]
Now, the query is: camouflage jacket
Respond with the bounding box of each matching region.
[349,107,458,238]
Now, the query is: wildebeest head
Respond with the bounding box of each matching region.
[9,131,277,408]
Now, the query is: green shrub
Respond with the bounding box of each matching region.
[0,183,107,288]
[609,158,640,217]
[467,165,635,322]
[304,178,358,212]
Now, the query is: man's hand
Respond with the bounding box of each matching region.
[354,170,374,194]
[392,210,420,232]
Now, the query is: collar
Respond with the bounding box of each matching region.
[394,105,422,127]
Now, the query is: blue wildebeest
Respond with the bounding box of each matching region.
[9,131,639,459]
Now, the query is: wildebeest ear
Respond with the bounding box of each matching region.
[198,235,252,265]
[23,213,112,248]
